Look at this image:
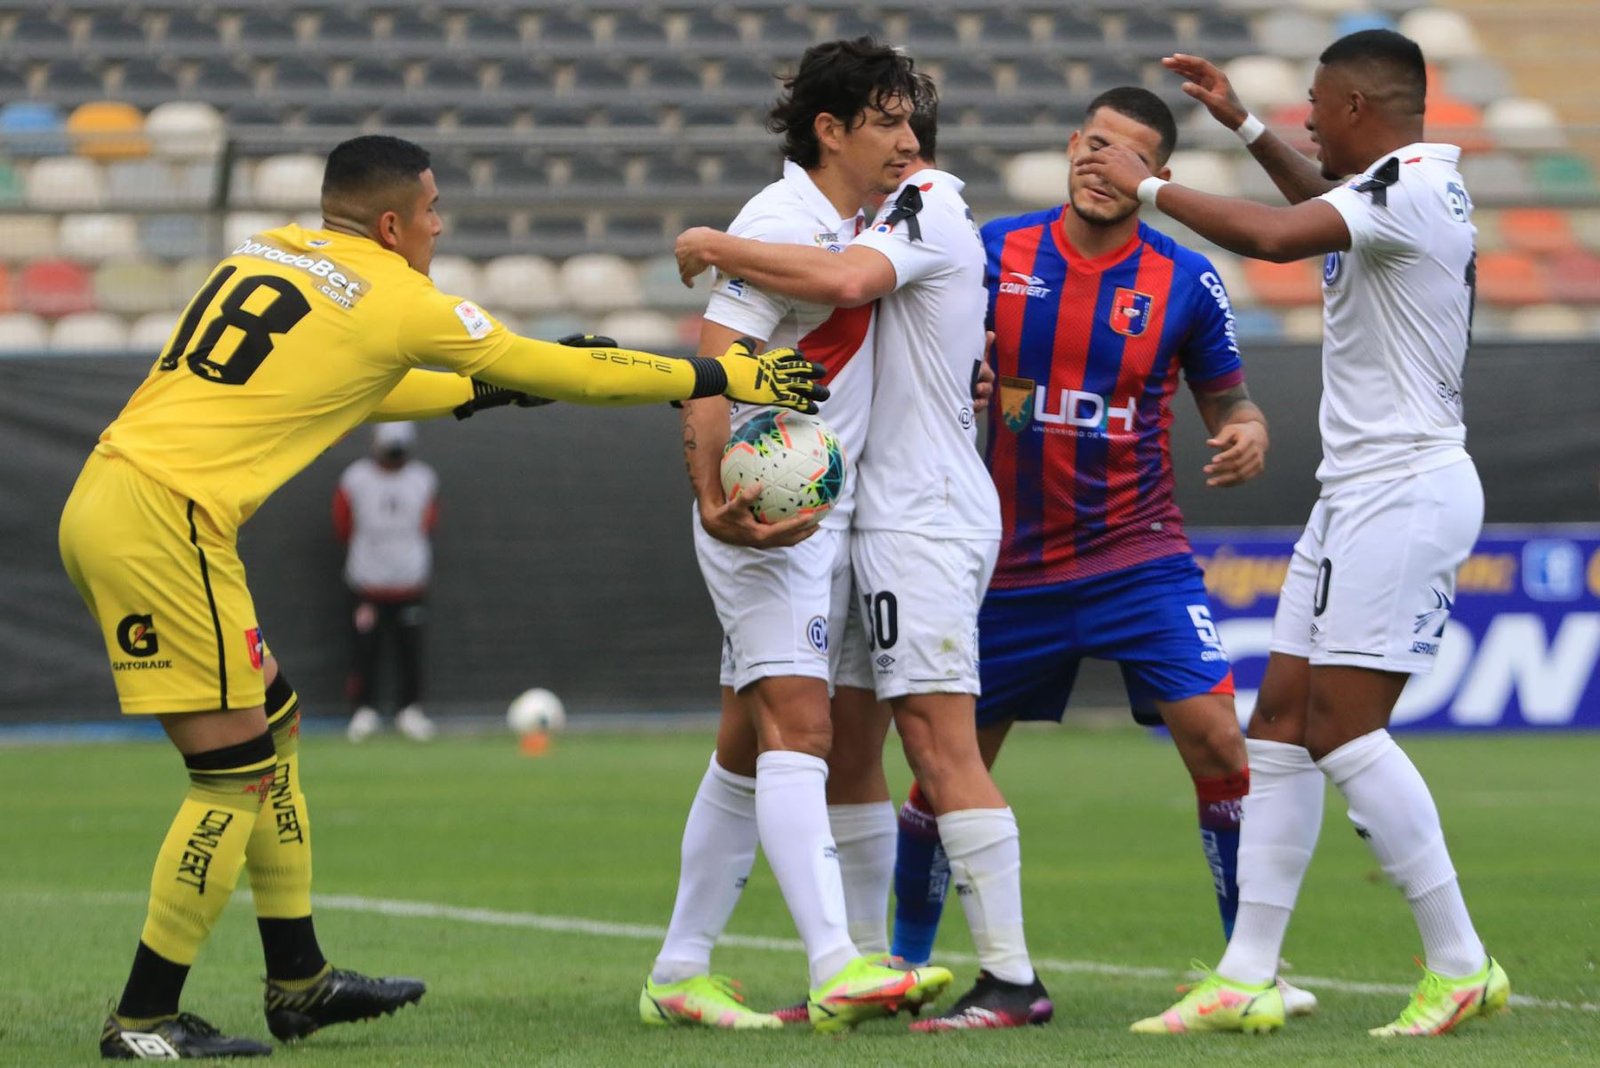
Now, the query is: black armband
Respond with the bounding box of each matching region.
[685,356,728,399]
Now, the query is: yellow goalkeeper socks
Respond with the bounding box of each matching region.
[117,730,275,1018]
[246,673,328,981]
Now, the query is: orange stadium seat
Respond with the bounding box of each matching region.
[1497,208,1577,255]
[1544,250,1600,304]
[15,259,95,317]
[1424,96,1492,154]
[1473,251,1548,307]
[66,101,149,161]
[1243,259,1322,307]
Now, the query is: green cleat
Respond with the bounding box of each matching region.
[1130,964,1284,1035]
[1369,957,1510,1037]
[639,974,781,1030]
[807,956,953,1034]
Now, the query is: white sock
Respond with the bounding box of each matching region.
[828,802,897,956]
[756,750,858,987]
[937,807,1033,985]
[651,754,759,985]
[1219,739,1324,985]
[1318,729,1486,978]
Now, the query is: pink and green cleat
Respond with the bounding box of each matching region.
[807,956,953,1034]
[1130,964,1284,1035]
[1369,957,1510,1037]
[639,974,782,1030]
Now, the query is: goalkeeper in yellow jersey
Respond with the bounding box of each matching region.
[64,134,825,1061]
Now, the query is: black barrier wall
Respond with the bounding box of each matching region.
[3,343,1596,722]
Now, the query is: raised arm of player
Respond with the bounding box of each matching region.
[1193,383,1269,488]
[1164,53,1339,205]
[684,321,819,549]
[1077,144,1351,263]
[676,228,898,309]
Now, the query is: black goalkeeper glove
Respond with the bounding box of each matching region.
[452,333,619,419]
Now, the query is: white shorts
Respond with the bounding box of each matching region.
[693,512,872,694]
[1270,458,1483,674]
[851,529,999,700]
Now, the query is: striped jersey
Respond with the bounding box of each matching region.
[983,213,1244,587]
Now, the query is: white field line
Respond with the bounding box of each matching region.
[21,889,1597,1014]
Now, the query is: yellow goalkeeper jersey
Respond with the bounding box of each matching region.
[97,225,516,529]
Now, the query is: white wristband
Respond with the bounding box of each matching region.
[1235,113,1267,145]
[1136,176,1168,207]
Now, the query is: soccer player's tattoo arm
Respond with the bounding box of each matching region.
[1246,132,1341,205]
[1196,384,1269,487]
[1195,384,1266,439]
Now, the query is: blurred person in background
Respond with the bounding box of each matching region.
[336,421,439,743]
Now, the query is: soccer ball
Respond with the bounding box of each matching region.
[507,688,566,734]
[719,410,846,524]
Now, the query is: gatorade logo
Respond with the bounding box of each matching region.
[116,614,158,657]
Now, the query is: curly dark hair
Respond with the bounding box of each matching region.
[767,38,924,169]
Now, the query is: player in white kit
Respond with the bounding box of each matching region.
[677,80,1051,1032]
[1079,29,1509,1036]
[639,40,952,1033]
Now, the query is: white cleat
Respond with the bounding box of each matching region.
[347,706,382,743]
[396,704,437,741]
[1278,977,1318,1017]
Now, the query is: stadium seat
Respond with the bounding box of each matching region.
[464,14,523,48]
[169,257,215,304]
[0,162,23,207]
[524,313,589,343]
[390,8,446,47]
[1013,56,1073,94]
[1191,13,1255,51]
[347,58,407,93]
[304,102,370,127]
[421,59,482,94]
[25,156,106,210]
[1231,154,1286,203]
[1484,97,1565,151]
[1543,250,1600,304]
[1531,154,1597,198]
[66,101,149,161]
[15,260,95,317]
[458,103,520,130]
[1425,96,1491,153]
[758,12,817,49]
[0,102,70,157]
[482,254,562,314]
[1167,150,1238,196]
[643,59,704,92]
[1505,303,1587,339]
[598,308,678,350]
[251,154,324,210]
[50,311,129,353]
[317,10,376,48]
[610,11,669,47]
[1473,250,1547,306]
[1252,11,1332,61]
[535,12,595,47]
[0,62,25,98]
[1,216,59,263]
[1497,208,1576,255]
[1398,8,1481,61]
[1004,151,1071,206]
[903,11,962,49]
[646,155,704,190]
[42,60,106,99]
[120,58,181,96]
[682,11,742,47]
[559,253,641,312]
[1048,12,1107,52]
[1243,259,1322,306]
[145,101,226,160]
[192,60,256,95]
[443,214,515,255]
[95,258,174,314]
[1458,153,1531,201]
[1224,56,1303,110]
[272,58,333,93]
[1265,102,1316,153]
[1204,253,1253,306]
[10,12,71,47]
[428,255,482,299]
[379,104,442,129]
[638,254,708,312]
[130,310,179,352]
[224,211,292,249]
[976,11,1036,46]
[498,58,556,92]
[1122,10,1180,53]
[237,12,298,49]
[1231,307,1285,340]
[719,56,780,93]
[139,214,212,261]
[58,213,140,263]
[0,313,48,353]
[832,13,891,42]
[1442,56,1513,110]
[162,11,223,53]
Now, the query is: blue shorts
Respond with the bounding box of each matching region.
[976,554,1235,728]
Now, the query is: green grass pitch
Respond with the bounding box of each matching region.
[2,726,1596,1065]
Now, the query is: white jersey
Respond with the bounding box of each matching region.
[703,159,875,530]
[1315,142,1475,487]
[338,458,437,592]
[850,169,1001,538]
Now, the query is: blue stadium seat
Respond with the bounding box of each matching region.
[758,12,816,49]
[316,11,376,49]
[0,63,26,97]
[10,12,71,47]
[603,103,665,128]
[936,57,1000,93]
[487,152,546,193]
[1191,13,1253,51]
[421,59,481,93]
[611,11,669,47]
[903,11,962,49]
[0,102,69,157]
[428,153,475,193]
[1121,10,1180,54]
[1013,56,1072,95]
[646,155,704,190]
[193,59,254,95]
[536,13,595,47]
[833,14,890,42]
[463,14,521,48]
[720,56,779,92]
[1047,12,1107,54]
[644,59,703,92]
[498,58,556,93]
[570,56,627,92]
[457,103,520,130]
[272,59,332,93]
[534,102,595,128]
[87,13,148,52]
[378,103,440,129]
[303,102,369,127]
[710,152,782,188]
[348,58,406,93]
[976,12,1036,47]
[237,12,298,50]
[682,11,741,47]
[120,59,180,95]
[225,101,289,126]
[164,12,223,53]
[41,61,105,98]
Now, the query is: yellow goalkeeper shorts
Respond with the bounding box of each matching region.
[59,451,268,715]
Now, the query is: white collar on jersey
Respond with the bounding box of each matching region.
[782,159,864,230]
[897,167,966,197]
[1357,142,1462,177]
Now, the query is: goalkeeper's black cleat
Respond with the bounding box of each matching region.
[101,1012,272,1059]
[263,966,426,1041]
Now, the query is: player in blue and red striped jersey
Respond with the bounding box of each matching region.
[890,86,1314,1015]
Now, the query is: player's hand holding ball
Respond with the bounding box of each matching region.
[716,337,829,414]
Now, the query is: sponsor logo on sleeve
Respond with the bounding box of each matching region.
[453,300,494,339]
